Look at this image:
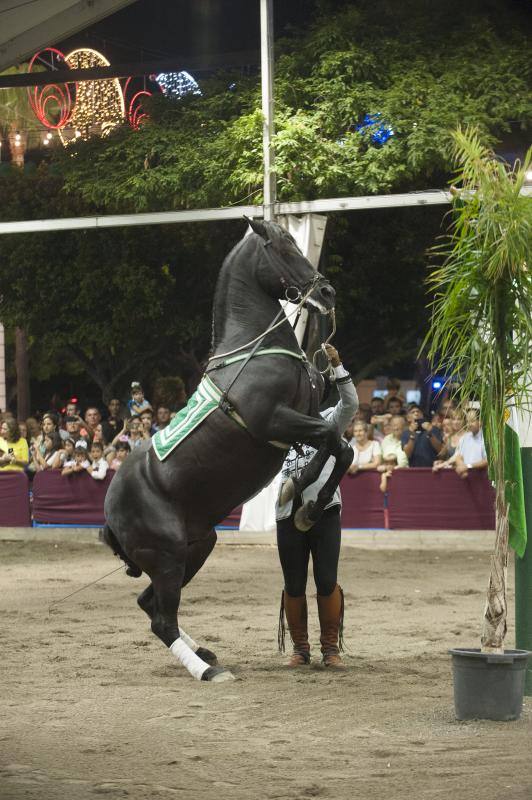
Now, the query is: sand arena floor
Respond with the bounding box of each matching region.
[0,538,531,800]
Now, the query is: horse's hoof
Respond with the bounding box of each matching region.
[195,647,218,666]
[279,478,296,505]
[201,666,235,683]
[294,503,316,532]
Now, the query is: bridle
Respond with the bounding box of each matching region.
[207,269,324,364]
[205,236,335,411]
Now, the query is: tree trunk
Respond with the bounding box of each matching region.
[481,480,509,653]
[15,327,30,420]
[7,123,27,168]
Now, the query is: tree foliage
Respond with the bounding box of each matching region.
[1,0,529,406]
[55,0,531,211]
[0,166,240,402]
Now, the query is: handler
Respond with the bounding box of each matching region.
[276,344,358,669]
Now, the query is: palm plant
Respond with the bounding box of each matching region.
[424,127,532,653]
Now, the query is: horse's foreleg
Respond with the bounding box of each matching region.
[294,440,353,532]
[256,409,335,505]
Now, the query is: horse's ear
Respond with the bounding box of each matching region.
[243,216,268,240]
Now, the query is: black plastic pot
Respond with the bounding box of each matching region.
[450,648,531,721]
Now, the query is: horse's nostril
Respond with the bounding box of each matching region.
[320,285,335,301]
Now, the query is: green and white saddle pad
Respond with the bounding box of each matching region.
[152,374,223,461]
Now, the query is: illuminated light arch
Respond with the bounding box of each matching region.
[129,90,151,129]
[58,48,125,145]
[123,77,154,129]
[155,70,201,98]
[27,48,75,129]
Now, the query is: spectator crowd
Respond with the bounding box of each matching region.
[342,379,487,494]
[1,378,488,503]
[0,382,175,483]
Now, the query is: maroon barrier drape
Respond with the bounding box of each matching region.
[32,470,115,525]
[339,471,385,529]
[218,506,242,528]
[0,472,31,526]
[387,468,495,530]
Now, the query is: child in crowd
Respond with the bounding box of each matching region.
[378,453,399,493]
[60,438,76,470]
[87,441,109,480]
[127,382,152,417]
[62,440,90,476]
[108,440,131,471]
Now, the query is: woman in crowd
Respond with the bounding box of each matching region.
[276,344,358,670]
[25,417,41,446]
[0,418,29,471]
[347,421,382,473]
[433,409,466,470]
[31,431,64,471]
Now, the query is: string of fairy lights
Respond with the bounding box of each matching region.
[1,48,396,156]
[0,47,203,153]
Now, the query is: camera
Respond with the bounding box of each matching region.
[416,420,424,432]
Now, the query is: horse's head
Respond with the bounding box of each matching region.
[245,218,335,313]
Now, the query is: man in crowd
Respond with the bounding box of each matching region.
[83,407,102,438]
[370,396,385,417]
[64,415,85,444]
[381,415,408,467]
[106,398,123,439]
[386,396,404,416]
[451,410,488,478]
[154,405,171,432]
[401,404,443,467]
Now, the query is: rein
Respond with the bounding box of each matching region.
[207,273,320,364]
[207,236,334,416]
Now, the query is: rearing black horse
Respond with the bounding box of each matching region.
[103,219,353,682]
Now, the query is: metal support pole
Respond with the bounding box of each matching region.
[0,323,6,414]
[515,411,532,694]
[260,0,276,221]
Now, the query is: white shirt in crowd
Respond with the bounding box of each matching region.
[350,439,382,466]
[90,457,109,480]
[456,430,486,464]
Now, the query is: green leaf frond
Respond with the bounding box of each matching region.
[423,127,532,477]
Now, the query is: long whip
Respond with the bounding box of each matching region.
[48,564,125,614]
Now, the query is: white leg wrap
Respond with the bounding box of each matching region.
[179,628,199,652]
[169,637,210,680]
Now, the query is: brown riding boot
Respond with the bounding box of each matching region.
[317,584,346,669]
[278,591,311,667]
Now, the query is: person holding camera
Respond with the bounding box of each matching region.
[401,404,443,467]
[111,416,144,450]
[0,418,29,472]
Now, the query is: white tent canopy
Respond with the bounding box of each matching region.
[0,0,138,73]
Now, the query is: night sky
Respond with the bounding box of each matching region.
[56,0,317,70]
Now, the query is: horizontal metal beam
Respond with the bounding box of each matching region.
[1,189,529,235]
[0,51,260,89]
[0,205,263,234]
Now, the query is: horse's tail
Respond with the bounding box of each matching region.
[101,524,142,578]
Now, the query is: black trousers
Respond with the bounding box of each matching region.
[276,506,341,597]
